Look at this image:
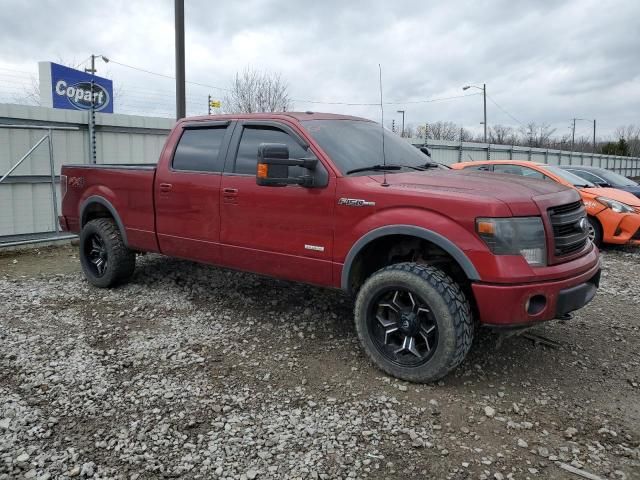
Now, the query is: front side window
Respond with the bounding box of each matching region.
[594,168,638,187]
[566,169,606,185]
[543,165,595,187]
[172,127,227,172]
[493,164,547,180]
[234,126,309,175]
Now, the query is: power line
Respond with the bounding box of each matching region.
[487,94,524,126]
[294,92,481,106]
[108,59,232,92]
[107,58,483,107]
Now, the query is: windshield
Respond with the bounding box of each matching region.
[544,165,595,187]
[302,119,430,175]
[595,168,639,187]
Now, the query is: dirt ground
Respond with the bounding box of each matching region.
[1,244,639,480]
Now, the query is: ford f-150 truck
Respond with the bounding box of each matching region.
[60,112,601,382]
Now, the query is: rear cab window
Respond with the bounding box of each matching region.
[172,126,228,172]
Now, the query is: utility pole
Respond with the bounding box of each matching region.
[571,118,576,152]
[85,55,97,164]
[593,119,596,153]
[175,0,186,120]
[482,83,487,143]
[397,110,405,137]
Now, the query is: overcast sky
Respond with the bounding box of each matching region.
[0,0,638,138]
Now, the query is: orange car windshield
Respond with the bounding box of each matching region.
[543,165,595,188]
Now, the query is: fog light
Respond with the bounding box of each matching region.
[520,248,545,266]
[526,295,546,316]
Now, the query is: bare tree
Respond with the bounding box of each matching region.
[519,122,556,148]
[223,67,292,113]
[423,121,461,141]
[488,124,518,145]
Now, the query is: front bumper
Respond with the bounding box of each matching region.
[598,210,640,245]
[472,257,601,327]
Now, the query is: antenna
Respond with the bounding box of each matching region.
[379,64,389,187]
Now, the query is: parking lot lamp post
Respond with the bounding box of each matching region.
[463,84,487,143]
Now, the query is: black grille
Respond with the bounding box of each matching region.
[548,201,588,256]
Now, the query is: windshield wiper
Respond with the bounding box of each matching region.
[346,164,432,175]
[346,164,403,175]
[420,162,442,169]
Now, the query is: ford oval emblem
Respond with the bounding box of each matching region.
[54,79,110,112]
[579,217,588,232]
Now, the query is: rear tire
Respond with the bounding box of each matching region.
[80,218,135,288]
[587,216,603,247]
[354,262,473,383]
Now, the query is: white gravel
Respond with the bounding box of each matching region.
[1,246,639,479]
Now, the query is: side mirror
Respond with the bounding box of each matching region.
[419,146,432,157]
[256,143,318,187]
[596,181,610,188]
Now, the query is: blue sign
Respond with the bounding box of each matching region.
[49,62,113,113]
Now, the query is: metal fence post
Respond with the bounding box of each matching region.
[48,129,60,234]
[544,149,548,164]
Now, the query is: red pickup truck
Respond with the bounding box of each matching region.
[60,112,600,382]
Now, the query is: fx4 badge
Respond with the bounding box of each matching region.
[338,198,376,207]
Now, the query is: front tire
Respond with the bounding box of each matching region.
[587,216,603,247]
[354,263,473,383]
[80,218,136,288]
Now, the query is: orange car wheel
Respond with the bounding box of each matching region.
[587,216,603,247]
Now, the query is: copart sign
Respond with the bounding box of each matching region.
[38,61,114,113]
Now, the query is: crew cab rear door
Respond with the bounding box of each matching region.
[219,120,336,286]
[155,121,234,263]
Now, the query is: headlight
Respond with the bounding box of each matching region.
[596,197,635,213]
[476,217,546,266]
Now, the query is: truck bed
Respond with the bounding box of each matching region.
[61,163,159,253]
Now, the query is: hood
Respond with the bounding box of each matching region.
[581,187,640,207]
[370,170,577,215]
[615,185,640,198]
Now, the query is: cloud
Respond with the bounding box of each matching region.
[0,0,638,136]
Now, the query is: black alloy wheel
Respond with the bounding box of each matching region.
[368,288,439,367]
[85,233,108,277]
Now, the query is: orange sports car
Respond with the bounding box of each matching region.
[451,160,640,247]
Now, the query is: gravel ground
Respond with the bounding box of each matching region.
[1,244,639,480]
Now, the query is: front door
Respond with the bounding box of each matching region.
[219,121,336,286]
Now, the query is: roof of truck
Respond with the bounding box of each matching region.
[182,111,371,123]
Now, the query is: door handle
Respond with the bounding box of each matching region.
[159,183,173,193]
[223,187,238,195]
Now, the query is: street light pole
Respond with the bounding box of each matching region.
[175,0,186,120]
[463,84,487,143]
[397,110,405,137]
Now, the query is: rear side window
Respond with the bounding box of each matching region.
[494,164,546,180]
[463,164,492,171]
[234,126,309,175]
[172,127,227,172]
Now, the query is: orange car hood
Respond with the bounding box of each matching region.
[581,187,640,207]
